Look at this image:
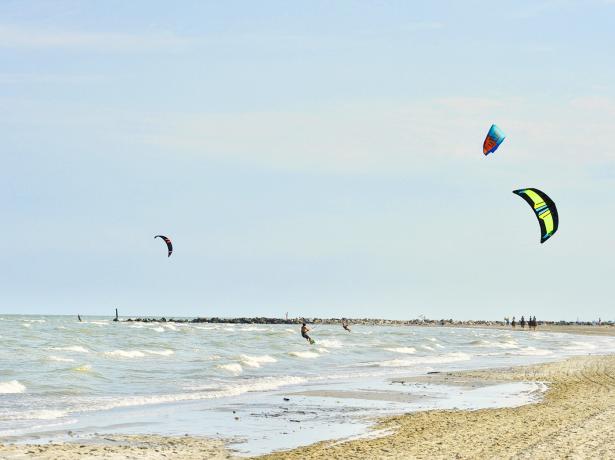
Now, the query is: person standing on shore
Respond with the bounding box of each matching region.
[520,316,526,329]
[512,316,516,328]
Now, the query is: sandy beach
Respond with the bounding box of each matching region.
[262,354,615,459]
[2,351,614,459]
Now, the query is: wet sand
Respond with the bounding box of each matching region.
[444,323,615,336]
[261,355,615,459]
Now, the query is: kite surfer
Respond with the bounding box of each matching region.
[301,322,315,344]
[342,319,351,332]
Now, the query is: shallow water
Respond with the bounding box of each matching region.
[1,316,614,454]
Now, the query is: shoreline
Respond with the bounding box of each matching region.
[118,316,614,328]
[260,354,615,459]
[3,352,615,458]
[0,355,615,460]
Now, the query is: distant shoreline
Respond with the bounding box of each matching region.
[119,315,615,330]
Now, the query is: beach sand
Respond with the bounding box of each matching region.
[3,345,615,459]
[0,434,233,459]
[262,354,615,459]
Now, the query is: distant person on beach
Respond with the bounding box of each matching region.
[520,316,526,329]
[301,322,314,344]
[512,316,516,328]
[342,320,351,332]
[77,314,82,322]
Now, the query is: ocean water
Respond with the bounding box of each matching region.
[2,316,615,454]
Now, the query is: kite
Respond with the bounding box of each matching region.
[483,124,506,155]
[154,235,173,257]
[512,189,558,243]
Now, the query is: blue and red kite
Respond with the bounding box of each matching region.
[483,124,506,155]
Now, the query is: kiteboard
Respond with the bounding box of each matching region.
[309,339,315,345]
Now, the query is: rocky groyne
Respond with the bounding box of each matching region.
[120,316,614,327]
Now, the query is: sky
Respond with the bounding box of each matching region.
[1,0,614,320]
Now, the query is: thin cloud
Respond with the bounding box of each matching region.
[0,25,191,51]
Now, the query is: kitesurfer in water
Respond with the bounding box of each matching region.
[342,319,351,332]
[301,322,314,344]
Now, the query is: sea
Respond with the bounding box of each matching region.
[2,315,615,455]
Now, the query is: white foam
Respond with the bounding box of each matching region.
[144,349,175,356]
[153,326,165,332]
[195,325,220,330]
[103,350,145,358]
[288,351,319,359]
[104,349,174,358]
[374,352,472,368]
[239,354,277,368]
[217,363,243,375]
[512,347,553,356]
[22,323,31,328]
[94,375,308,412]
[470,339,518,349]
[316,339,343,348]
[50,346,89,353]
[384,347,417,354]
[0,380,26,394]
[0,409,67,421]
[48,355,76,363]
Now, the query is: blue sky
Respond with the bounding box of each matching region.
[1,1,614,320]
